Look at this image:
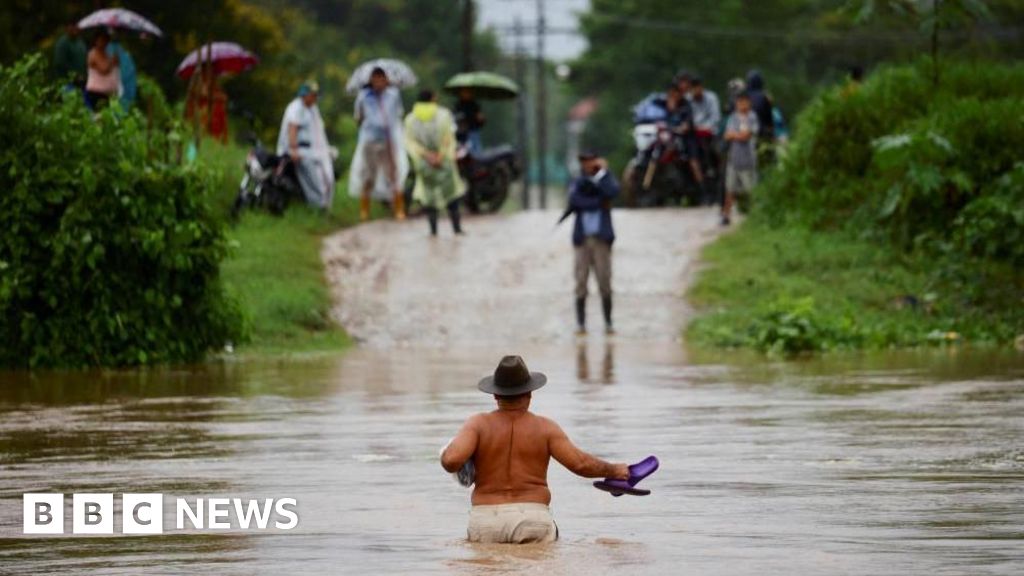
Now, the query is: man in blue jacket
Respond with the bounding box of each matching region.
[558,151,619,335]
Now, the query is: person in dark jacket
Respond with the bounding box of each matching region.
[558,151,619,335]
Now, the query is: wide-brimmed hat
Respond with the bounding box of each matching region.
[478,356,547,396]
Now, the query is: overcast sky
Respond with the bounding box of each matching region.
[475,0,591,61]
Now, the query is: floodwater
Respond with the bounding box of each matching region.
[1,344,1022,575]
[2,208,1023,574]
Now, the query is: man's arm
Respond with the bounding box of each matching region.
[353,92,364,126]
[593,169,620,202]
[440,415,480,473]
[569,181,605,211]
[548,420,629,479]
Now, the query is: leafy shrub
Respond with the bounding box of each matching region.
[953,163,1024,266]
[0,55,243,367]
[756,59,1024,267]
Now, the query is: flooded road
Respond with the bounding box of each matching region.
[1,209,1023,574]
[1,345,1022,575]
[322,208,725,346]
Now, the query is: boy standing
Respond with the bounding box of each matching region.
[722,91,759,225]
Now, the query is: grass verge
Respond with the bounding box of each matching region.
[197,141,378,356]
[687,221,1024,355]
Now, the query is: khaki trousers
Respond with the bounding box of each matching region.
[575,236,612,300]
[467,503,558,544]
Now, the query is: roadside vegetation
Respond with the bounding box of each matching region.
[198,142,363,356]
[0,58,243,368]
[689,60,1024,355]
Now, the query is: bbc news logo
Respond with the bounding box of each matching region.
[23,494,299,535]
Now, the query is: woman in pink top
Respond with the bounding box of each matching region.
[85,30,119,110]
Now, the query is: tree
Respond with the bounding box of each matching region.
[846,0,993,85]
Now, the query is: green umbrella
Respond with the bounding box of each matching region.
[444,71,519,100]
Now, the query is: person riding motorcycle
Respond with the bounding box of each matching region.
[664,81,704,200]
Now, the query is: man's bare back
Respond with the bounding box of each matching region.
[441,394,629,506]
[441,356,631,544]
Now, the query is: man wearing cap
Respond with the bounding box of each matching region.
[441,355,629,544]
[558,152,620,335]
[276,80,335,210]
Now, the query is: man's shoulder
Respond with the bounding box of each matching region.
[527,413,560,432]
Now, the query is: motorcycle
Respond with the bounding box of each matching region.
[230,136,302,218]
[622,94,700,208]
[623,123,706,208]
[456,143,520,214]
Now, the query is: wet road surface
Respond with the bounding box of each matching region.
[322,208,725,346]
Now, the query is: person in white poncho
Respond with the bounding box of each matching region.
[348,67,408,221]
[276,80,335,210]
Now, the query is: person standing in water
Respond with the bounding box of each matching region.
[441,355,629,544]
[404,89,466,236]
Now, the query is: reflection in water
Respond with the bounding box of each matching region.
[575,339,615,384]
[1,344,1023,575]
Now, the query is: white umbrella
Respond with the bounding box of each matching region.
[345,59,417,94]
[78,8,163,37]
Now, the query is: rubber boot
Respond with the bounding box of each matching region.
[602,296,614,334]
[393,191,406,221]
[360,193,371,222]
[575,297,587,334]
[448,202,463,235]
[426,209,439,236]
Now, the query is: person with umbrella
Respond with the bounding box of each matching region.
[445,72,519,154]
[454,88,485,153]
[84,29,119,111]
[350,67,407,221]
[106,30,136,110]
[276,80,335,210]
[404,89,466,237]
[178,42,260,144]
[77,8,162,112]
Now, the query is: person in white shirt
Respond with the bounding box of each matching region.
[276,80,335,210]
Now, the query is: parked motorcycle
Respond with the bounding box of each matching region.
[230,136,302,218]
[456,143,520,214]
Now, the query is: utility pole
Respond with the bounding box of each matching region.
[461,0,475,72]
[514,17,530,209]
[535,0,547,208]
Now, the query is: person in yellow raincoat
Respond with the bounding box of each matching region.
[404,89,467,236]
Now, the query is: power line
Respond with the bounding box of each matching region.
[493,15,1023,44]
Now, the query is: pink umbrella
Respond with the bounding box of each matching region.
[78,8,163,37]
[176,42,260,80]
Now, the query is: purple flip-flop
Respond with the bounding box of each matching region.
[593,455,659,497]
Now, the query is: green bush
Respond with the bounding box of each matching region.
[756,59,1024,268]
[0,55,243,368]
[953,163,1024,267]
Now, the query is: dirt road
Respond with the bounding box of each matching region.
[322,208,724,347]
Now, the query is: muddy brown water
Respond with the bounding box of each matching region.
[1,209,1023,575]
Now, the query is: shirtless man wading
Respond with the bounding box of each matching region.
[440,355,630,544]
